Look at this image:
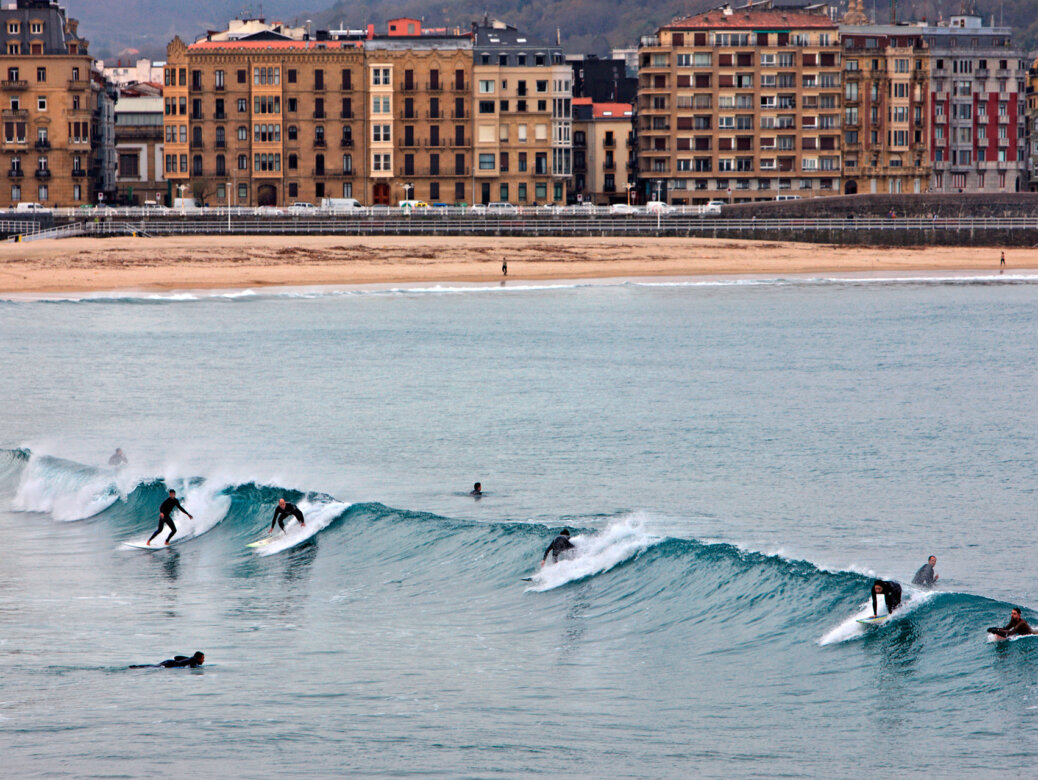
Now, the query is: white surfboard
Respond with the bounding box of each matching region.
[246,534,283,548]
[122,539,177,550]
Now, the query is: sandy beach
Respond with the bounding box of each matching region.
[0,235,1030,293]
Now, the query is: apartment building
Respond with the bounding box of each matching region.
[924,14,1027,193]
[572,97,634,204]
[114,95,164,204]
[1027,61,1038,191]
[637,6,842,204]
[0,0,102,207]
[365,22,473,205]
[839,25,931,195]
[471,19,571,205]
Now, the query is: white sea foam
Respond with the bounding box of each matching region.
[251,498,351,556]
[524,515,661,592]
[12,454,124,521]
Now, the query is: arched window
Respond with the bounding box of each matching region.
[192,154,202,175]
[342,153,352,173]
[287,125,298,140]
[237,125,247,141]
[215,154,225,175]
[288,153,298,170]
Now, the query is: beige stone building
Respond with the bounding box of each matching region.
[0,0,102,207]
[572,98,634,204]
[839,23,931,195]
[114,95,165,204]
[636,6,843,204]
[470,19,571,205]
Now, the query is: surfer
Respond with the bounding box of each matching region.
[911,555,939,587]
[269,498,305,534]
[987,608,1032,639]
[108,448,127,467]
[541,529,575,567]
[470,482,482,497]
[130,651,205,669]
[146,489,193,546]
[871,579,902,617]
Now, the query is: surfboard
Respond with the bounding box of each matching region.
[246,535,282,548]
[856,615,889,626]
[122,540,174,550]
[520,577,534,582]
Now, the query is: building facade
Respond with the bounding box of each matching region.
[114,95,164,204]
[572,97,634,203]
[163,16,571,207]
[1027,60,1038,191]
[0,0,105,207]
[839,25,931,195]
[471,19,571,205]
[636,7,843,205]
[924,15,1027,193]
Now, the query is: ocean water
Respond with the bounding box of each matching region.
[1,274,1037,777]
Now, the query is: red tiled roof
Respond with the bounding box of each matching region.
[592,102,632,118]
[189,40,362,50]
[665,9,837,30]
[573,97,592,105]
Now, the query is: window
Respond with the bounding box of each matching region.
[479,101,494,114]
[31,21,42,35]
[373,124,390,142]
[238,154,248,170]
[372,95,389,113]
[372,153,390,171]
[372,68,390,86]
[215,70,225,89]
[37,184,47,200]
[238,126,248,141]
[36,67,45,82]
[478,153,495,170]
[36,96,46,111]
[479,80,495,93]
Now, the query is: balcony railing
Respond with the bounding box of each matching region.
[313,138,326,148]
[340,110,354,119]
[451,82,469,92]
[340,137,354,147]
[34,139,50,151]
[214,111,226,119]
[2,79,27,89]
[7,168,23,177]
[34,168,51,179]
[67,79,88,90]
[425,82,442,91]
[313,111,326,119]
[426,110,442,119]
[449,137,470,147]
[190,141,204,149]
[399,109,417,119]
[424,139,443,147]
[604,138,615,147]
[604,161,616,170]
[2,109,28,119]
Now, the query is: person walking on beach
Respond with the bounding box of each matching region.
[502,258,508,277]
[147,489,193,546]
[269,498,305,534]
[1000,251,1005,273]
[911,555,939,587]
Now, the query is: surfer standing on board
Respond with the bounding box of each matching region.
[147,489,193,546]
[269,498,305,534]
[541,529,575,567]
[871,580,902,617]
[987,608,1032,639]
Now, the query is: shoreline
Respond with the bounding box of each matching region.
[0,234,1031,294]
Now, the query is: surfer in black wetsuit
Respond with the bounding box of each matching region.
[269,498,306,534]
[108,448,127,467]
[147,489,193,546]
[541,529,575,567]
[871,579,902,617]
[470,482,482,497]
[131,651,204,669]
[987,608,1033,639]
[911,555,939,587]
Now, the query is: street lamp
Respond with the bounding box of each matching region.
[177,183,186,214]
[226,180,232,230]
[405,182,413,201]
[626,181,634,206]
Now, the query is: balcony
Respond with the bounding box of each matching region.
[70,167,87,177]
[426,109,441,119]
[313,111,326,119]
[34,139,50,151]
[424,139,443,147]
[214,111,226,119]
[449,137,470,147]
[67,79,88,90]
[400,82,416,92]
[190,141,204,149]
[313,138,326,148]
[425,82,443,92]
[340,82,354,91]
[401,138,418,148]
[640,35,660,47]
[7,168,23,177]
[399,109,417,119]
[215,140,226,149]
[451,110,468,119]
[340,110,354,119]
[34,168,51,179]
[603,137,615,147]
[2,79,27,90]
[2,108,27,119]
[340,137,354,147]
[604,161,616,170]
[450,82,469,92]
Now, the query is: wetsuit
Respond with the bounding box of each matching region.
[271,502,304,532]
[131,652,204,669]
[988,616,1033,638]
[148,496,189,545]
[912,563,937,587]
[542,535,575,564]
[108,452,126,466]
[871,580,902,616]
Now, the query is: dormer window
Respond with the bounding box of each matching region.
[30,21,43,35]
[7,22,18,35]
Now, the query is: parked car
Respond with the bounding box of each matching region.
[468,203,488,214]
[398,200,429,209]
[645,201,674,214]
[609,203,638,215]
[288,201,317,214]
[487,201,519,214]
[703,201,726,216]
[253,205,286,216]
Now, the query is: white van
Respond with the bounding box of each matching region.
[15,201,50,213]
[320,197,362,211]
